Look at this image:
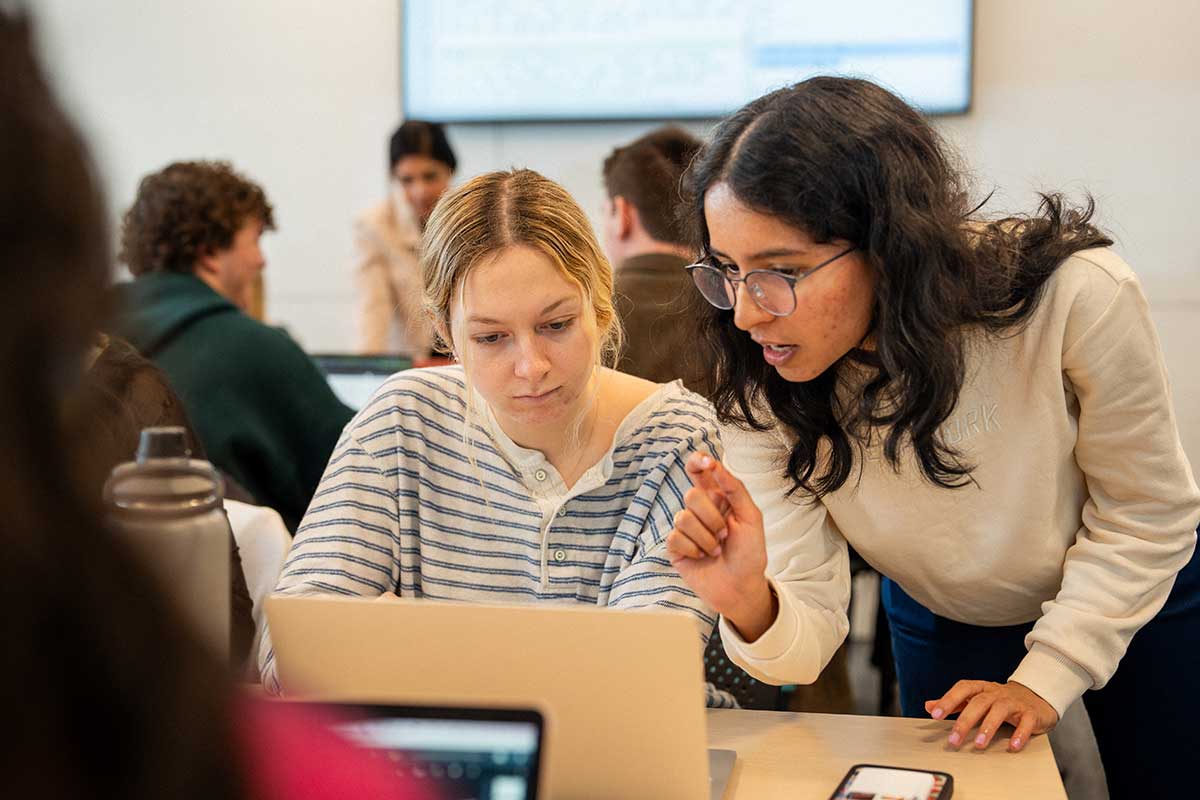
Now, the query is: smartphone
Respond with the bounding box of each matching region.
[829,763,953,800]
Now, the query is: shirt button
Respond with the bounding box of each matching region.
[557,507,567,518]
[553,549,567,563]
[533,468,548,482]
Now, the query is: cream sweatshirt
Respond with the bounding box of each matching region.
[718,248,1200,717]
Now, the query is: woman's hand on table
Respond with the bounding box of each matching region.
[666,452,777,642]
[927,680,1059,752]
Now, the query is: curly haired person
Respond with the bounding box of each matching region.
[113,161,353,531]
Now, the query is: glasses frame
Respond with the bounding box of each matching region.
[686,245,858,317]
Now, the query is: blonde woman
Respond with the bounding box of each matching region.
[261,169,734,707]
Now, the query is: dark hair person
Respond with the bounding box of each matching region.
[600,126,709,388]
[601,125,700,246]
[114,158,354,533]
[119,160,276,312]
[355,120,458,355]
[0,12,242,798]
[0,11,420,800]
[665,77,1200,798]
[66,335,256,666]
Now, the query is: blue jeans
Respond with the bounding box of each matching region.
[881,538,1200,800]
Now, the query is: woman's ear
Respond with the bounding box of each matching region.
[434,320,455,357]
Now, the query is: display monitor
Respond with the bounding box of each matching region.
[403,0,974,122]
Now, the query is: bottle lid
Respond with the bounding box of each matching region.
[136,426,191,462]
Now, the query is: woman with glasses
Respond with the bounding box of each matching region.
[666,76,1199,798]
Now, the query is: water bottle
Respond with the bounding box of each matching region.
[104,426,230,661]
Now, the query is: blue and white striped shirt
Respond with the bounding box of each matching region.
[259,366,735,707]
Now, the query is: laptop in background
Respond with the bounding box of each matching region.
[266,596,733,800]
[311,353,412,410]
[319,703,543,800]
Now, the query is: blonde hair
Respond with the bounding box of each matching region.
[421,168,622,366]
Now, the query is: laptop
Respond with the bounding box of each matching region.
[318,703,543,800]
[266,596,736,800]
[311,353,413,410]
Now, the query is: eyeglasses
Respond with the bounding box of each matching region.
[686,245,857,317]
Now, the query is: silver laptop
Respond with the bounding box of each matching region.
[266,595,736,800]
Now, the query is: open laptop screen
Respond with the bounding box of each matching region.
[311,354,413,410]
[322,704,543,800]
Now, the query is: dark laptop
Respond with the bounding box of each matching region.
[318,703,543,800]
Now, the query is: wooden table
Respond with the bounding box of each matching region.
[707,709,1066,799]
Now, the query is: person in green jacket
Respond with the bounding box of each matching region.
[112,160,354,532]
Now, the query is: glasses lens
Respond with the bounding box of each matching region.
[746,272,795,316]
[690,266,734,310]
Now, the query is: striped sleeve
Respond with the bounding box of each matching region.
[606,403,738,708]
[257,428,401,692]
[608,403,721,631]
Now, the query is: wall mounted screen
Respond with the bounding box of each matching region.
[403,0,974,122]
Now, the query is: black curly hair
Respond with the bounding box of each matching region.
[684,77,1112,497]
[119,160,275,275]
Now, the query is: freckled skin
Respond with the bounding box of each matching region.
[703,183,877,382]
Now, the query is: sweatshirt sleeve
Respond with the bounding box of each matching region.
[716,422,852,685]
[1009,272,1200,716]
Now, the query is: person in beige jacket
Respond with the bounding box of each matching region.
[354,121,456,357]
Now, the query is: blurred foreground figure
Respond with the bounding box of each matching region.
[0,10,423,800]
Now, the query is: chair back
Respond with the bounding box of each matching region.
[703,624,783,710]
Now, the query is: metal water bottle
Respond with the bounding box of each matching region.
[104,426,230,660]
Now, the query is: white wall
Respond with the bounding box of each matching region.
[33,0,1200,466]
[34,0,404,350]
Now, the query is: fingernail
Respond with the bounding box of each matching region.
[975,734,987,747]
[931,707,945,720]
[948,732,961,747]
[1010,737,1022,750]
[717,528,728,541]
[712,545,722,557]
[699,454,712,468]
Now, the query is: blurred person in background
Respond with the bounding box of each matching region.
[112,160,354,532]
[0,10,427,799]
[69,334,287,670]
[355,120,456,358]
[601,126,709,391]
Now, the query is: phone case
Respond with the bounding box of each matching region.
[828,763,954,800]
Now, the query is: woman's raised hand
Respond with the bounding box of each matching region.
[667,452,777,641]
